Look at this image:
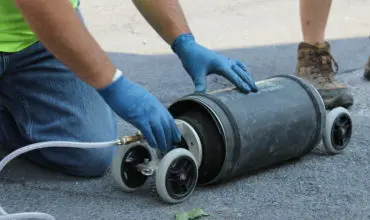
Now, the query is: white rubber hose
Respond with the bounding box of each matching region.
[0,213,55,220]
[0,139,119,220]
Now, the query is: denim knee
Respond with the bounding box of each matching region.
[21,107,119,177]
[27,144,117,177]
[0,40,120,177]
[24,100,119,177]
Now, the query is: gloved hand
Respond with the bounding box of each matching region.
[171,33,258,93]
[97,70,181,152]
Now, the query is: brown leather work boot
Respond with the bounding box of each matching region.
[363,56,370,80]
[296,42,353,109]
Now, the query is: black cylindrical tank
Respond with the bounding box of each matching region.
[168,75,326,185]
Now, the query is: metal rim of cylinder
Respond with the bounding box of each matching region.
[175,119,203,167]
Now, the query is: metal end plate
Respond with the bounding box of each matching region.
[175,119,203,167]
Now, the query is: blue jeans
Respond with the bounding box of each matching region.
[0,41,118,177]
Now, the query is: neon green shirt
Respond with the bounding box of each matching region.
[0,0,79,52]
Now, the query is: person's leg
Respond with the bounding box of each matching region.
[296,0,353,109]
[300,0,331,45]
[0,40,118,178]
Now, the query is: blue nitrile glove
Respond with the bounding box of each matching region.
[171,33,258,93]
[97,70,181,152]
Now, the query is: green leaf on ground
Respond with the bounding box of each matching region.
[175,208,209,220]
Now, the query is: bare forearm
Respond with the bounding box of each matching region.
[132,0,191,44]
[15,0,115,89]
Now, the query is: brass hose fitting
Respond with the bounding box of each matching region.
[118,131,143,145]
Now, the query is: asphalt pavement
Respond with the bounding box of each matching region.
[1,0,370,219]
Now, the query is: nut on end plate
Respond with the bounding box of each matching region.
[118,131,143,145]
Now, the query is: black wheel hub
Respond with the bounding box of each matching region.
[165,156,197,200]
[331,113,352,150]
[121,145,151,188]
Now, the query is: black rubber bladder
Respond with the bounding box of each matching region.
[169,75,326,185]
